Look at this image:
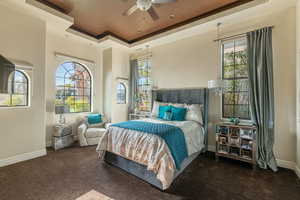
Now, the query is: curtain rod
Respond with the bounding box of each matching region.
[213,26,274,42]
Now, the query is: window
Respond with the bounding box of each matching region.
[117,82,126,104]
[136,58,151,112]
[222,37,250,120]
[0,70,29,107]
[55,62,92,113]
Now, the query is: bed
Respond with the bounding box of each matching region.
[96,88,209,190]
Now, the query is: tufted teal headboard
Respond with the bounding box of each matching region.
[152,88,209,152]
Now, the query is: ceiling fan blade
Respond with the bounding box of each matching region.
[123,4,138,16]
[147,7,159,21]
[152,0,176,4]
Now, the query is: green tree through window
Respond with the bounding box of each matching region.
[222,38,250,120]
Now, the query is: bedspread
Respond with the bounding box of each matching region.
[96,118,204,189]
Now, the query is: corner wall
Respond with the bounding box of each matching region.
[151,7,297,165]
[102,47,130,123]
[296,0,300,176]
[0,4,46,163]
[45,31,102,145]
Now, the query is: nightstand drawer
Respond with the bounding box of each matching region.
[52,134,74,151]
[53,125,72,137]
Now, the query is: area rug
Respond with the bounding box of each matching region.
[76,190,114,200]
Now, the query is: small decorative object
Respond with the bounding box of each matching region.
[230,117,240,125]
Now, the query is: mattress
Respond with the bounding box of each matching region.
[96,118,205,189]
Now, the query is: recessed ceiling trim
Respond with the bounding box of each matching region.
[36,0,258,44]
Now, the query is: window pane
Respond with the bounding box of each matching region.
[234,105,250,119]
[235,64,248,78]
[13,83,27,94]
[11,95,27,106]
[235,92,249,105]
[223,65,234,79]
[222,38,250,120]
[223,93,235,105]
[235,79,249,92]
[14,71,27,83]
[55,62,91,113]
[223,105,234,118]
[0,93,11,106]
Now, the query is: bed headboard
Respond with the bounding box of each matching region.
[152,88,209,152]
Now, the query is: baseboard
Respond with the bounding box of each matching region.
[276,159,296,170]
[0,149,47,168]
[208,145,216,152]
[207,145,299,177]
[46,140,52,147]
[296,165,300,178]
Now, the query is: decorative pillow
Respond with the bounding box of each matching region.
[171,106,187,121]
[162,111,173,121]
[87,114,102,124]
[152,101,168,117]
[185,104,203,124]
[169,103,185,108]
[158,105,172,119]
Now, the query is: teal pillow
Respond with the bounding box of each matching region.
[158,105,171,119]
[171,106,187,121]
[88,114,102,124]
[162,111,173,121]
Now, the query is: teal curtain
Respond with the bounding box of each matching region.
[247,27,278,172]
[129,59,138,113]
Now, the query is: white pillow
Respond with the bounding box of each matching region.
[169,103,185,108]
[151,101,168,117]
[185,104,203,124]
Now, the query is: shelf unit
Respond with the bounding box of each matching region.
[215,123,257,169]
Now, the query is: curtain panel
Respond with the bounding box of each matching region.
[247,27,278,171]
[129,59,138,113]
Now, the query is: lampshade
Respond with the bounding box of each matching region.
[208,80,224,89]
[55,105,68,114]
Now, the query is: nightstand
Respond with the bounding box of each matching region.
[52,124,74,151]
[215,123,257,169]
[129,113,151,120]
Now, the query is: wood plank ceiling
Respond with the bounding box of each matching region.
[37,0,254,43]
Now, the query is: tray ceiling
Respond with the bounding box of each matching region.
[37,0,254,43]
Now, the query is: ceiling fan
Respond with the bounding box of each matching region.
[122,0,177,21]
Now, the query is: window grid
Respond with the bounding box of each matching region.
[117,83,126,104]
[222,38,250,120]
[0,70,29,107]
[55,62,92,113]
[136,58,151,112]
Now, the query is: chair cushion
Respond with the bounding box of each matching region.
[85,128,106,138]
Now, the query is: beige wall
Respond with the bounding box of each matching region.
[102,47,130,123]
[45,31,102,145]
[103,48,113,122]
[296,0,300,169]
[0,5,46,159]
[111,48,130,123]
[151,8,297,163]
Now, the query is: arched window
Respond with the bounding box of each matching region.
[0,70,29,107]
[55,62,92,113]
[117,82,126,104]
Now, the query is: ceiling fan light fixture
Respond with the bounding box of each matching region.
[137,0,152,11]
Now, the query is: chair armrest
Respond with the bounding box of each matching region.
[78,123,88,146]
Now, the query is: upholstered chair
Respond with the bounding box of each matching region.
[77,115,107,146]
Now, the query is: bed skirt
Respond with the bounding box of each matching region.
[104,151,201,190]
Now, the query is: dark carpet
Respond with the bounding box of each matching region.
[0,146,300,200]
